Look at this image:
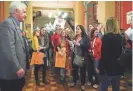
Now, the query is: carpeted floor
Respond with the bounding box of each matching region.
[22,66,132,91]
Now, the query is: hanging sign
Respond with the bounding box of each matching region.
[127,11,133,24]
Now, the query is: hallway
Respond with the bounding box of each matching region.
[0,1,132,91]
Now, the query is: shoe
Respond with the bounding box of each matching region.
[70,82,76,88]
[87,82,91,86]
[81,86,86,91]
[93,84,98,89]
[42,80,49,85]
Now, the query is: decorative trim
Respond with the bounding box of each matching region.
[116,1,121,26]
[25,24,31,29]
[33,7,73,12]
[93,2,98,20]
[121,2,123,28]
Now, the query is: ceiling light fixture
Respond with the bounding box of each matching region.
[48,10,52,18]
[58,10,62,16]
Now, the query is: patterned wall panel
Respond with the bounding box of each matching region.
[93,2,98,21]
[115,1,121,26]
[87,1,98,25]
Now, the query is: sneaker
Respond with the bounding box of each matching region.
[93,84,98,89]
[81,86,86,91]
[87,82,91,86]
[70,82,76,88]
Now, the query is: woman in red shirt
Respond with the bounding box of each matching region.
[90,28,102,88]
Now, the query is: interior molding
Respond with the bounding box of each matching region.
[33,7,74,12]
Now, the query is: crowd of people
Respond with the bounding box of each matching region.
[0,1,132,91]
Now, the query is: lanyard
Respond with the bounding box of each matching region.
[92,38,96,54]
[92,38,96,48]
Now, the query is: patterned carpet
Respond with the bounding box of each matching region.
[22,66,132,91]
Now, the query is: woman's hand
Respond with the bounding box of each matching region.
[73,40,80,46]
[37,50,40,53]
[39,47,46,50]
[73,40,76,44]
[96,68,99,73]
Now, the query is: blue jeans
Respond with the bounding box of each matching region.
[44,50,48,66]
[99,75,121,91]
[60,68,66,81]
[94,60,100,84]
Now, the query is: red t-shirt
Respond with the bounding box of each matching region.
[51,33,61,52]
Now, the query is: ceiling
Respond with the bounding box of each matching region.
[32,1,75,9]
[32,1,74,18]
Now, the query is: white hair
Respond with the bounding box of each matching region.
[9,1,27,14]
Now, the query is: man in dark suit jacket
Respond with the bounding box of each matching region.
[0,2,27,91]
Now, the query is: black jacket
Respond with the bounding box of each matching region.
[98,33,123,76]
[73,34,90,64]
[80,34,90,57]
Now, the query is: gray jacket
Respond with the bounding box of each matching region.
[0,17,26,79]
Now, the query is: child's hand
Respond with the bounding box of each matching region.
[59,51,63,56]
[57,47,60,51]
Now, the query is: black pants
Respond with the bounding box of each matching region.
[34,49,47,82]
[0,77,25,91]
[34,64,46,82]
[87,60,95,84]
[72,64,86,86]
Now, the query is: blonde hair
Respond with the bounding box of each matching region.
[105,17,120,34]
[60,40,66,47]
[61,29,66,34]
[33,30,40,36]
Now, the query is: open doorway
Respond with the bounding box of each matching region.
[32,1,75,33]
